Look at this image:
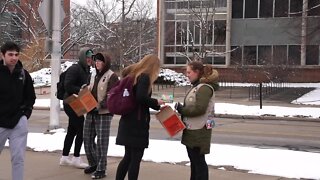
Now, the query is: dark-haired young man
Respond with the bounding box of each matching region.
[0,41,36,180]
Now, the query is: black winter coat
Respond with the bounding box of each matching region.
[116,74,160,148]
[0,60,36,129]
[63,47,92,99]
[63,63,90,98]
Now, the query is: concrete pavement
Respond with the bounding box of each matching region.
[0,148,296,180]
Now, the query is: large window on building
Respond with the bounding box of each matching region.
[165,21,175,45]
[176,22,182,45]
[260,0,273,18]
[290,0,303,17]
[176,21,188,45]
[188,21,195,44]
[177,1,188,9]
[233,0,317,19]
[274,0,289,17]
[215,0,227,8]
[214,20,226,45]
[189,1,201,9]
[306,45,319,65]
[204,56,213,64]
[273,45,287,65]
[201,22,214,45]
[232,0,244,18]
[165,1,175,10]
[308,0,320,16]
[206,22,213,44]
[288,45,301,65]
[202,0,215,8]
[164,0,227,66]
[194,21,201,45]
[231,46,243,65]
[258,46,272,65]
[214,56,226,65]
[176,46,186,52]
[164,46,175,53]
[245,0,258,18]
[164,56,174,64]
[243,46,257,65]
[176,56,187,64]
[165,12,175,21]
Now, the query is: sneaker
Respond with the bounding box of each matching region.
[59,156,71,166]
[84,165,97,174]
[71,156,88,169]
[91,170,106,179]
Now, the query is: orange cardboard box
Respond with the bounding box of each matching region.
[155,106,185,137]
[64,87,98,116]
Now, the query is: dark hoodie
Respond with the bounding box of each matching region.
[63,47,92,98]
[0,60,36,129]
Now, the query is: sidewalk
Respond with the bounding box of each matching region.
[0,149,296,180]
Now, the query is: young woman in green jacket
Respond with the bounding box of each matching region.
[175,61,219,180]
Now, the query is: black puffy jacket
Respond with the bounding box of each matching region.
[0,60,36,129]
[63,47,91,98]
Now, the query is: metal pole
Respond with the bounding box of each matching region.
[226,0,232,66]
[259,82,262,109]
[139,20,142,60]
[49,0,61,129]
[158,0,165,59]
[301,0,308,65]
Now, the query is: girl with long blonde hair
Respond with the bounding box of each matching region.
[121,54,160,93]
[115,54,164,180]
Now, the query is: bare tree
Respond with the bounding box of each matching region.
[0,0,76,71]
[0,0,48,71]
[70,0,156,69]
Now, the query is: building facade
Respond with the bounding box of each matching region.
[157,0,320,82]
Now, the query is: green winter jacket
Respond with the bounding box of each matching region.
[179,70,218,154]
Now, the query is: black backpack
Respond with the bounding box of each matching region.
[56,70,67,100]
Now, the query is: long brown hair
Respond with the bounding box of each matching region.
[122,54,160,92]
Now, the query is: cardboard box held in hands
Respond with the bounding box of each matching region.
[155,106,185,137]
[64,87,98,116]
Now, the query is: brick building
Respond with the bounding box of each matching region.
[157,0,320,82]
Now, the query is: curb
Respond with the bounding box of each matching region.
[215,113,320,122]
[34,106,320,122]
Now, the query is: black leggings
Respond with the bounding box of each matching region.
[186,147,208,180]
[62,104,84,157]
[116,146,145,180]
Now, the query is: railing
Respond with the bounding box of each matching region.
[218,80,235,99]
[152,82,291,108]
[153,84,190,101]
[248,82,290,100]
